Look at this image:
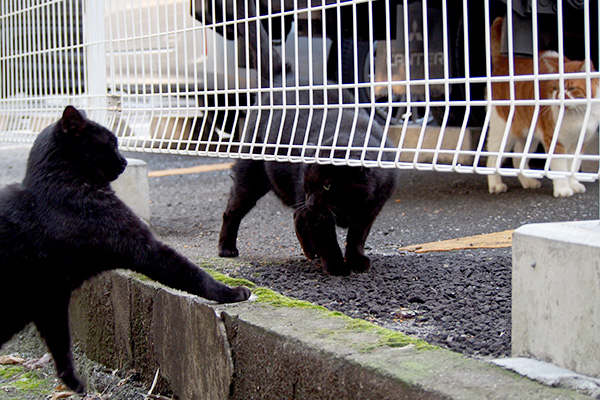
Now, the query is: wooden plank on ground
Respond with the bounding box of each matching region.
[399,229,515,254]
[148,162,234,177]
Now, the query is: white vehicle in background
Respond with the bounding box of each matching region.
[103,0,253,148]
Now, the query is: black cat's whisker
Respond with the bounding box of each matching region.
[293,201,307,210]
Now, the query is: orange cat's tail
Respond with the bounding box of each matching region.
[490,17,504,67]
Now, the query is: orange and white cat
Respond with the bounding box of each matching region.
[486,17,600,197]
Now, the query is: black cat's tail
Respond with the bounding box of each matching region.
[236,0,283,85]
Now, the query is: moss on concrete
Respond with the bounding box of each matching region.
[204,268,257,290]
[12,371,44,391]
[125,259,435,353]
[252,287,327,310]
[0,366,24,379]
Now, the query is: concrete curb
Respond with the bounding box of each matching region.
[69,271,589,400]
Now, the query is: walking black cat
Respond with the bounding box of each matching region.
[0,106,251,393]
[217,0,399,276]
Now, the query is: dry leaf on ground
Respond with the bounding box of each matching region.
[23,353,52,369]
[51,391,76,400]
[0,355,26,365]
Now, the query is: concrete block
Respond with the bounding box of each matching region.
[387,126,478,165]
[512,220,600,378]
[111,158,150,223]
[70,271,233,399]
[493,358,600,396]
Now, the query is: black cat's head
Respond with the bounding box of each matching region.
[303,164,372,213]
[54,106,128,184]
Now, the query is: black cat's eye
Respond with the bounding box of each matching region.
[323,184,331,191]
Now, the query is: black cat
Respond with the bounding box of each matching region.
[0,106,251,393]
[217,0,399,276]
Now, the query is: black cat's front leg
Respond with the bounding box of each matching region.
[293,208,317,260]
[34,294,85,394]
[219,160,270,258]
[136,241,251,303]
[345,218,375,273]
[306,212,348,276]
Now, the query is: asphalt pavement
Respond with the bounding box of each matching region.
[125,149,599,261]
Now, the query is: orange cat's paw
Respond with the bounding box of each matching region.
[519,176,542,190]
[569,180,586,194]
[488,182,508,194]
[553,184,574,198]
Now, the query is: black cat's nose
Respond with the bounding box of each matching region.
[119,157,128,173]
[306,194,317,210]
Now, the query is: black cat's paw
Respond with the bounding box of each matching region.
[218,246,239,258]
[59,369,86,394]
[302,249,318,261]
[230,286,252,302]
[322,260,351,276]
[347,254,371,273]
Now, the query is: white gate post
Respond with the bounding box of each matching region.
[84,0,108,123]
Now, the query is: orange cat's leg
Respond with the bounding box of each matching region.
[486,107,511,193]
[550,160,576,197]
[567,156,586,194]
[546,141,584,197]
[513,136,542,190]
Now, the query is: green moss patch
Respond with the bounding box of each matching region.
[0,365,24,379]
[252,287,328,310]
[342,318,436,351]
[204,268,257,290]
[0,365,53,398]
[12,371,44,391]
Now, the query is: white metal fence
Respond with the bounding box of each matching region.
[1,1,599,190]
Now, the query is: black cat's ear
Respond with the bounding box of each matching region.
[305,142,317,159]
[60,106,87,135]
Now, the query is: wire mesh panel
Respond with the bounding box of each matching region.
[1,0,599,192]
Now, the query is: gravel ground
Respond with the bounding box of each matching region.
[227,250,512,358]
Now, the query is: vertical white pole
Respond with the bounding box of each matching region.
[597,5,600,219]
[84,0,107,123]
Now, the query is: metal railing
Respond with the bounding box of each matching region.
[1,0,599,191]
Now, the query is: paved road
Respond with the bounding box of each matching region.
[126,150,599,261]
